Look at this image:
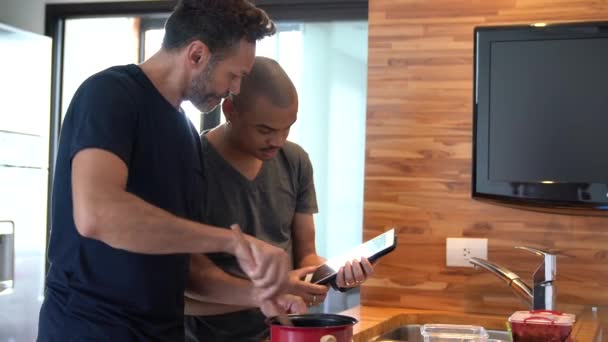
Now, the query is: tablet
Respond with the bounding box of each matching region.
[307,228,397,285]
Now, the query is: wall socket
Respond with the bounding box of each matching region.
[446,238,488,267]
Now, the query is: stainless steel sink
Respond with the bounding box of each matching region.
[368,324,511,342]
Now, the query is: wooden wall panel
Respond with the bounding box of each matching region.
[362,0,608,315]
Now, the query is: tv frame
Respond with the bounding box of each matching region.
[472,21,608,214]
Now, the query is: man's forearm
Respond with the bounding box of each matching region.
[297,253,325,268]
[187,254,259,307]
[75,189,235,255]
[291,213,324,269]
[184,296,250,316]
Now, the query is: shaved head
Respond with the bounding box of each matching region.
[232,56,297,112]
[221,56,298,161]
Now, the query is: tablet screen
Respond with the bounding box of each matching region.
[325,228,395,270]
[309,228,396,284]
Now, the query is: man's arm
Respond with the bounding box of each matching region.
[184,297,248,316]
[186,254,258,308]
[292,213,325,268]
[291,212,374,290]
[72,148,238,254]
[72,149,289,298]
[290,212,330,306]
[185,293,307,317]
[185,254,308,317]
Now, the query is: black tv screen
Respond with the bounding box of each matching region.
[473,22,608,209]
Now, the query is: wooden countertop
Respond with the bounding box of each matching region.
[339,305,604,342]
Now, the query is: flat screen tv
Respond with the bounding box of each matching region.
[473,22,608,211]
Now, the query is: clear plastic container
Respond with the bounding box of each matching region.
[420,324,489,342]
[508,310,576,342]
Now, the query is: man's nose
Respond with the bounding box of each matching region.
[268,131,288,147]
[229,77,242,95]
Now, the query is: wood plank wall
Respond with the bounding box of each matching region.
[362,0,608,316]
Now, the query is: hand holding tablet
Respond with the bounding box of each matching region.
[306,228,397,286]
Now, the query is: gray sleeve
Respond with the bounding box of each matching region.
[296,150,319,214]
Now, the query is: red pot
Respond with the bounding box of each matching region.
[268,313,357,342]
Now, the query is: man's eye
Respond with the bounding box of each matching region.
[258,128,273,134]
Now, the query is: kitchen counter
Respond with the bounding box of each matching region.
[339,305,604,342]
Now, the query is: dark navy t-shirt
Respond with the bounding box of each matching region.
[38,65,203,341]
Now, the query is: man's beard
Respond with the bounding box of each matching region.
[186,62,225,113]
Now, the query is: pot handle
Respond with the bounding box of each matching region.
[320,335,337,342]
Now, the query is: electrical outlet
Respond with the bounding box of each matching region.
[446,238,488,267]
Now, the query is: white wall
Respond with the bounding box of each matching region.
[0,0,154,35]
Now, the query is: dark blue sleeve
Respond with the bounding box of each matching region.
[66,73,138,167]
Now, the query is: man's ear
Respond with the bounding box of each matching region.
[186,40,211,67]
[222,98,235,122]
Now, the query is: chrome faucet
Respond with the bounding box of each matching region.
[469,246,556,311]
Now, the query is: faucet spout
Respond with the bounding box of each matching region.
[469,257,533,308]
[469,246,557,311]
[515,246,556,311]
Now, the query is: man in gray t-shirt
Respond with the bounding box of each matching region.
[184,57,374,341]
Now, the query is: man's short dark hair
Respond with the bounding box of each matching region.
[162,0,276,55]
[233,57,297,112]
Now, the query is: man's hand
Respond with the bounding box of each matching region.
[335,257,374,289]
[231,224,290,301]
[260,294,307,317]
[287,266,329,307]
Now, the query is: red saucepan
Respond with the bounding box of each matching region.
[267,313,358,342]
